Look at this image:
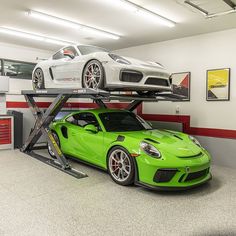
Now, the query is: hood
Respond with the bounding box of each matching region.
[118,129,202,158]
[123,56,166,70]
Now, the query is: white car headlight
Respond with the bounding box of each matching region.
[189,135,202,148]
[109,53,131,65]
[140,141,161,158]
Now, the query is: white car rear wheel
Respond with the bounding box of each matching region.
[82,60,104,89]
[32,68,45,90]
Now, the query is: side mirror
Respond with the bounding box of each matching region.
[84,124,98,133]
[63,50,75,59]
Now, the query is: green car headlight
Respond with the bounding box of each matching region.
[189,135,202,148]
[140,141,161,158]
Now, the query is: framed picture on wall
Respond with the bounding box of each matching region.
[170,72,190,101]
[206,68,230,101]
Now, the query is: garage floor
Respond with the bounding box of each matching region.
[0,150,235,236]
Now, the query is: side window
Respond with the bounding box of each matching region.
[66,114,80,125]
[52,50,64,60]
[0,59,2,75]
[66,113,99,128]
[3,60,36,80]
[52,47,78,60]
[77,113,98,127]
[63,46,78,57]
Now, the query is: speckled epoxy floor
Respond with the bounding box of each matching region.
[0,149,235,236]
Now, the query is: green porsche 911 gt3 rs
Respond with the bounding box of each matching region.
[48,109,212,190]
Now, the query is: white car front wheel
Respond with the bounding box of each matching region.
[82,60,104,89]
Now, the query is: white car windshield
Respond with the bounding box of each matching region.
[77,45,109,55]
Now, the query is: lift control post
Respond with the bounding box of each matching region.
[21,88,183,179]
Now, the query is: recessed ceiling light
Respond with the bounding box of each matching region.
[0,27,76,46]
[27,10,120,40]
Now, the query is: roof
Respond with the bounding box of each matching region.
[62,108,130,119]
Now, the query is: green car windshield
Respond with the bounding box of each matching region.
[99,112,152,132]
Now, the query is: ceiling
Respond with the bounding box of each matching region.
[186,0,236,14]
[0,0,236,52]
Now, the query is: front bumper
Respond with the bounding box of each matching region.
[136,174,212,191]
[102,61,172,92]
[135,152,212,189]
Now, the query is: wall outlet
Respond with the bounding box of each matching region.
[175,105,180,114]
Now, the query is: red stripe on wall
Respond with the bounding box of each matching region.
[140,113,236,139]
[6,101,236,139]
[188,127,236,139]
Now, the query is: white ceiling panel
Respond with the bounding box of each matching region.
[187,0,233,13]
[0,0,235,52]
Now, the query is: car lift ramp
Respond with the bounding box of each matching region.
[21,88,183,179]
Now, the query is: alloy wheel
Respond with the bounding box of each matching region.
[84,62,102,89]
[48,132,60,158]
[32,68,44,89]
[108,149,132,182]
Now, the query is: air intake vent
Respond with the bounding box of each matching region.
[145,78,169,86]
[185,168,209,182]
[177,152,203,158]
[173,135,183,140]
[120,70,143,82]
[154,169,178,183]
[144,138,160,144]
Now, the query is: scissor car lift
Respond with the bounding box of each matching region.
[21,88,183,179]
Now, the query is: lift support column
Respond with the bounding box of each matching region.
[21,88,109,179]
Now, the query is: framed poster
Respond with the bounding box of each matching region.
[206,68,230,101]
[170,72,190,101]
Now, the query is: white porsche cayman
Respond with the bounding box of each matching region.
[32,44,171,95]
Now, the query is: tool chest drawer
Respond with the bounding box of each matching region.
[0,116,13,149]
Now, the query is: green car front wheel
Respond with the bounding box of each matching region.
[107,146,135,186]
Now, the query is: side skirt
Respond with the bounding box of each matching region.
[65,154,107,172]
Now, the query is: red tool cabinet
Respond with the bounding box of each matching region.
[0,116,14,149]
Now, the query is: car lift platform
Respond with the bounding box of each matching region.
[21,88,183,179]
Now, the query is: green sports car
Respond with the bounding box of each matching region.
[48,109,212,190]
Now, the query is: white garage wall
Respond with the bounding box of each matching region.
[1,41,52,97]
[114,28,236,130]
[0,42,52,142]
[0,41,52,62]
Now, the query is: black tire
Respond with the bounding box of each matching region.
[107,146,135,186]
[47,131,60,159]
[32,68,45,90]
[82,60,104,89]
[136,91,156,96]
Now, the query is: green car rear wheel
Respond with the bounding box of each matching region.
[48,131,60,159]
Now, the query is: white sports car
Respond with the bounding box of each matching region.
[32,44,171,95]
